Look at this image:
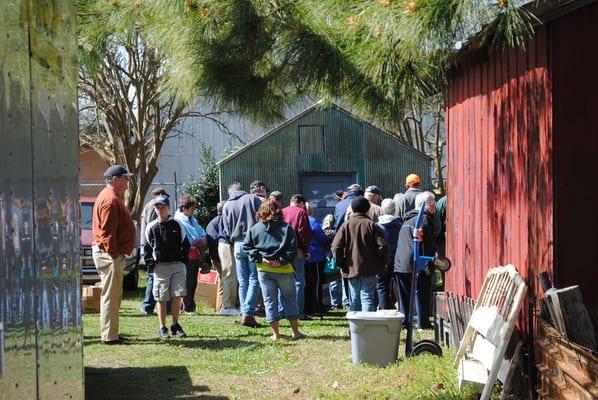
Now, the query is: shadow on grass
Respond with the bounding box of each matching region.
[86,366,229,400]
[306,333,349,341]
[83,335,282,350]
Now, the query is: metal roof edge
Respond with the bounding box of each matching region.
[455,0,598,61]
[330,104,433,161]
[217,101,432,165]
[216,102,324,166]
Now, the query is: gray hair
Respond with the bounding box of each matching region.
[322,214,335,231]
[380,198,395,215]
[415,191,435,209]
[227,182,241,195]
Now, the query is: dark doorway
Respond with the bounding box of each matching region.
[552,4,598,314]
[301,174,356,221]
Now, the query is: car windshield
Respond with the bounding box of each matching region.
[81,203,93,230]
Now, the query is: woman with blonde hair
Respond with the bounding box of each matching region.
[243,200,304,340]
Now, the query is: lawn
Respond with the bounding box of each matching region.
[83,279,479,400]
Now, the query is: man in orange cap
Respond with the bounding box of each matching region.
[396,173,422,220]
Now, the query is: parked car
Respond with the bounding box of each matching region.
[80,196,139,290]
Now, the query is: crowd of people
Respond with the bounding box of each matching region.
[91,164,446,343]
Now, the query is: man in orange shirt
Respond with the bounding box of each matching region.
[92,165,136,344]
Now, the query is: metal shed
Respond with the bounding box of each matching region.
[217,104,432,219]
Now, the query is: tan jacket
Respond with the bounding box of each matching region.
[92,187,136,259]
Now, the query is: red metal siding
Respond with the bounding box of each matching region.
[446,27,553,335]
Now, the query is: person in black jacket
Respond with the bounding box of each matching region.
[144,195,190,338]
[393,191,436,329]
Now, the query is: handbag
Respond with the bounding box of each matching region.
[322,257,341,283]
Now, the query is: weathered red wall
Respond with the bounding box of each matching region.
[445,27,553,335]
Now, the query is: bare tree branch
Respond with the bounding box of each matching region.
[78,30,233,220]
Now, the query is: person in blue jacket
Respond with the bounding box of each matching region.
[304,203,329,317]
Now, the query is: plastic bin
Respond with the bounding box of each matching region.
[347,310,404,367]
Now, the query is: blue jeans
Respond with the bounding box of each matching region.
[376,267,393,310]
[328,278,343,308]
[258,271,298,323]
[140,265,156,313]
[348,276,377,312]
[234,241,260,317]
[279,258,305,317]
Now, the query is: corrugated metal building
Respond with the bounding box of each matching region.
[217,104,432,219]
[446,0,598,397]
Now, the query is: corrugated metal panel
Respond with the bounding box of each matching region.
[219,106,432,205]
[298,125,325,154]
[445,26,553,337]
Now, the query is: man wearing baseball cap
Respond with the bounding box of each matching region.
[92,164,136,344]
[334,183,364,231]
[345,185,382,223]
[250,180,268,202]
[395,173,422,220]
[139,187,171,315]
[144,195,191,338]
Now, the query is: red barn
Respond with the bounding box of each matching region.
[445,1,598,396]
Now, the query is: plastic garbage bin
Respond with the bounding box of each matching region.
[347,310,404,367]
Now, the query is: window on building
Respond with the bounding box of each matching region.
[299,125,325,154]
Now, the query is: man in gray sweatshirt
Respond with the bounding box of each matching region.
[221,182,263,327]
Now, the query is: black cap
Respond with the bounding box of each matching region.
[250,180,266,190]
[365,185,381,195]
[153,195,170,207]
[346,183,363,192]
[351,196,370,214]
[104,164,133,179]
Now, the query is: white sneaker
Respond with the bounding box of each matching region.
[220,307,241,316]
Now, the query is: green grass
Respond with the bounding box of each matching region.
[84,276,480,400]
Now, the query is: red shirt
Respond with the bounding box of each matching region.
[282,205,311,254]
[92,187,136,258]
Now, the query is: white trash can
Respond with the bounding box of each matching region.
[347,310,404,367]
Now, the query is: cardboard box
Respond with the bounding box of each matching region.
[82,285,102,298]
[82,285,102,313]
[194,271,218,310]
[82,297,100,313]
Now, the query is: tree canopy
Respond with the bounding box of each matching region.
[147,0,538,126]
[79,0,539,207]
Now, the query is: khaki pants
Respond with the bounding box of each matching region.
[217,242,238,309]
[93,251,125,341]
[212,259,224,312]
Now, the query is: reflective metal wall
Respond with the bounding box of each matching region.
[0,1,83,399]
